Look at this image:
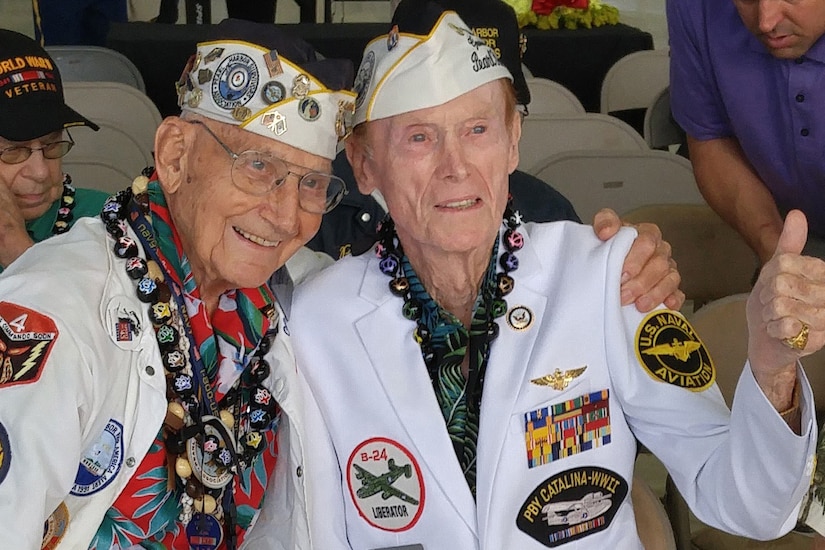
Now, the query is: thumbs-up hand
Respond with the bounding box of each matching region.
[747,210,825,408]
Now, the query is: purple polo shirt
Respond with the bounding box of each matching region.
[668,0,825,237]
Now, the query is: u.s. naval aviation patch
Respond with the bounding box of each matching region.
[635,310,715,391]
[516,466,628,546]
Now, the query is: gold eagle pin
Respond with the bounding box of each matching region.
[530,366,587,391]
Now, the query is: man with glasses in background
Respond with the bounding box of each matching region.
[0,29,109,273]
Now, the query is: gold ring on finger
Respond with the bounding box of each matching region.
[782,321,810,351]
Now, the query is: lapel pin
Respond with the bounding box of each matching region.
[531,366,587,391]
[506,305,533,330]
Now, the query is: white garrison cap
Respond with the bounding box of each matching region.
[177,39,356,160]
[353,11,513,125]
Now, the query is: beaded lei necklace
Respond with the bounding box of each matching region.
[100,179,279,549]
[375,204,525,365]
[50,174,77,236]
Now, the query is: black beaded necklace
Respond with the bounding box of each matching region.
[99,180,279,549]
[51,174,77,236]
[375,204,525,366]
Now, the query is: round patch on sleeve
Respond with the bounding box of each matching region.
[635,310,715,391]
[71,419,124,496]
[42,502,70,549]
[346,437,425,532]
[0,422,10,485]
[516,466,628,546]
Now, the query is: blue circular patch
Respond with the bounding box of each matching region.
[0,422,11,486]
[211,52,259,110]
[71,419,124,496]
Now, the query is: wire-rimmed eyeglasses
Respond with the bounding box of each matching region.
[187,119,347,214]
[0,131,75,164]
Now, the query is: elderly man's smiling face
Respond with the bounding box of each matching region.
[157,116,327,295]
[350,80,520,261]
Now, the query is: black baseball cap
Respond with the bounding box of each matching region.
[392,0,531,108]
[0,30,99,141]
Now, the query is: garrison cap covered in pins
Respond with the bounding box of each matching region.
[353,0,513,125]
[176,19,356,160]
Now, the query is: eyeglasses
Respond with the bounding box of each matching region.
[0,133,75,164]
[187,119,347,214]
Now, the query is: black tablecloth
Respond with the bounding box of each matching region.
[107,21,652,118]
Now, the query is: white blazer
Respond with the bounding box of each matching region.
[0,218,312,549]
[289,221,816,549]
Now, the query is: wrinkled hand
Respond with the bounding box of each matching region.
[0,181,33,269]
[592,208,684,312]
[748,211,825,393]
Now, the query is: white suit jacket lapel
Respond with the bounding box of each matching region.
[355,258,479,536]
[476,226,548,534]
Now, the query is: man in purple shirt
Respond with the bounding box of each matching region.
[668,0,825,264]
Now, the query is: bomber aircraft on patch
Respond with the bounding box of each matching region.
[354,459,420,505]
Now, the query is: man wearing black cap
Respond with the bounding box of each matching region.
[0,29,109,273]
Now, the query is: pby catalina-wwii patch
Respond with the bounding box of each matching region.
[346,437,425,532]
[71,419,124,496]
[517,466,628,547]
[524,389,611,468]
[635,310,715,391]
[0,302,58,389]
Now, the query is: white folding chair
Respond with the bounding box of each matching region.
[525,77,585,116]
[46,45,146,92]
[61,159,135,195]
[521,63,534,79]
[62,82,161,193]
[519,113,646,174]
[643,87,686,153]
[530,149,703,223]
[600,49,670,115]
[622,204,758,309]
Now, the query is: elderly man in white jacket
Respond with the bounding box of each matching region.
[0,20,355,549]
[285,2,822,549]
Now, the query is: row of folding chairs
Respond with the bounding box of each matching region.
[521,69,756,313]
[62,82,162,195]
[39,45,161,194]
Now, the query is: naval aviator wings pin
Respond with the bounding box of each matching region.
[531,366,587,392]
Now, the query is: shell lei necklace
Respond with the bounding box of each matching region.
[100,178,279,549]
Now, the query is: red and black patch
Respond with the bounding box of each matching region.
[0,302,58,389]
[516,466,628,547]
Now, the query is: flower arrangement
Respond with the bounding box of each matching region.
[502,0,620,30]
